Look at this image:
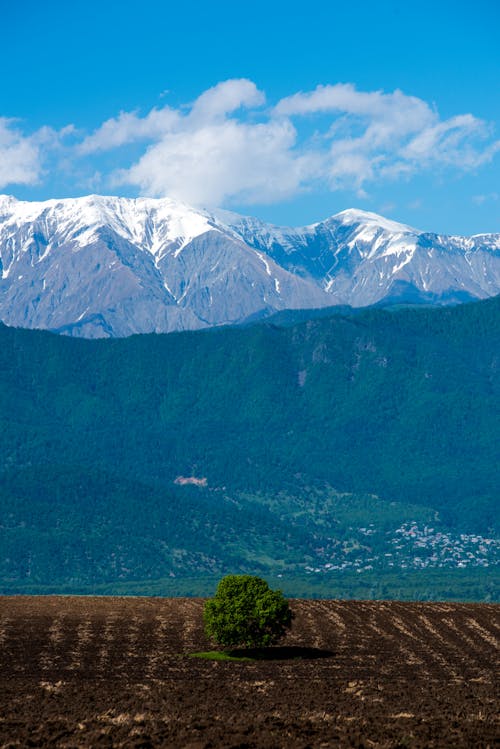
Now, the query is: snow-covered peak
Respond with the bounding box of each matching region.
[319,208,420,261]
[329,208,419,235]
[0,194,218,256]
[0,194,19,210]
[76,195,218,255]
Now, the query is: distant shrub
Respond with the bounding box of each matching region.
[203,575,294,649]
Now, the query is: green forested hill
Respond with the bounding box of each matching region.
[0,297,499,594]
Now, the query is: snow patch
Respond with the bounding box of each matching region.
[255,251,272,276]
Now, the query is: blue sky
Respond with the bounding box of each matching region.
[1,0,499,234]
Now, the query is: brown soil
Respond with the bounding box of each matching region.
[0,596,498,748]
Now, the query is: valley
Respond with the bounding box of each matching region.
[2,9,499,748]
[1,297,498,598]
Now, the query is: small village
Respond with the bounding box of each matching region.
[305,522,500,574]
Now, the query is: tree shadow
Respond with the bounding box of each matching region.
[227,646,335,661]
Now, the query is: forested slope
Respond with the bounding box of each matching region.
[0,297,498,590]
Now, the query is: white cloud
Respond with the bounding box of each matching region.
[274,83,434,134]
[4,80,499,207]
[78,108,180,154]
[188,79,265,123]
[0,119,75,189]
[0,118,42,188]
[116,118,312,205]
[119,81,499,205]
[400,114,500,168]
[112,79,312,205]
[78,79,265,156]
[274,84,500,190]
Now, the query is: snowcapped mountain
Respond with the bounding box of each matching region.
[219,208,500,307]
[0,194,499,337]
[0,195,326,337]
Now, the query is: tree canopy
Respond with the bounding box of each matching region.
[203,575,294,648]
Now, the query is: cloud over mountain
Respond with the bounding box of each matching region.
[1,81,499,209]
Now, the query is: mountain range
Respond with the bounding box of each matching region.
[0,194,499,337]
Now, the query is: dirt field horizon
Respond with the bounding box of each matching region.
[1,595,498,747]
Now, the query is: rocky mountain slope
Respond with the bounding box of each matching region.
[0,194,499,337]
[221,208,500,306]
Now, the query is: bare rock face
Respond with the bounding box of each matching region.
[0,194,498,337]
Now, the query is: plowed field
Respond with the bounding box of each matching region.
[0,596,498,747]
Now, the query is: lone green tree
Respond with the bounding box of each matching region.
[203,574,293,649]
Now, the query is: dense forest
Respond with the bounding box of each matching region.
[0,297,498,597]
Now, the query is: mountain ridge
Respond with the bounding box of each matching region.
[0,194,499,337]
